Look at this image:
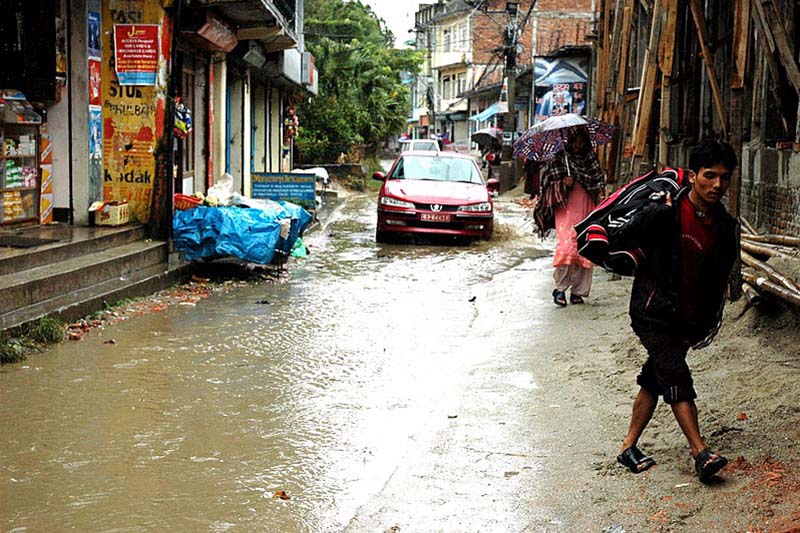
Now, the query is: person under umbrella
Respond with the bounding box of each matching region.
[534,127,605,306]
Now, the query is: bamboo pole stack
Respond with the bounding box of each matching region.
[739,216,800,308]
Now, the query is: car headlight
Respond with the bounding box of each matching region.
[380,196,415,209]
[458,202,492,213]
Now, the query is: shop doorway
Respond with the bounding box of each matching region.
[174,52,207,195]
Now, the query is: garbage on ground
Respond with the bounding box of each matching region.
[173,173,313,266]
[207,173,236,207]
[291,237,308,258]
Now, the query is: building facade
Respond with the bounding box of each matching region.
[595,0,799,235]
[0,0,316,235]
[408,0,597,149]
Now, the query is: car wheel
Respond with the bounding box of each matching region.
[376,230,391,243]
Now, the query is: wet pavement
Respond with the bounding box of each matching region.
[0,184,562,531]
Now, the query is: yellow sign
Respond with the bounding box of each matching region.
[101,0,169,222]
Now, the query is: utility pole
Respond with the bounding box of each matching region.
[498,0,540,190]
[501,1,519,163]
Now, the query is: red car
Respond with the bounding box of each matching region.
[374,151,494,242]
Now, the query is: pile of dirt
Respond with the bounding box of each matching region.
[570,274,800,531]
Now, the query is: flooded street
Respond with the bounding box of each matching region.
[1,189,555,531]
[3,188,800,532]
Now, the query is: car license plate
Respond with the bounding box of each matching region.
[420,213,450,222]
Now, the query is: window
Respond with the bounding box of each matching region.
[459,23,468,51]
[443,77,451,100]
[391,155,483,185]
[443,29,451,52]
[458,73,467,95]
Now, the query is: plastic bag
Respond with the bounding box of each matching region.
[207,173,236,206]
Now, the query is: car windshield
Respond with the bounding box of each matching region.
[401,140,437,152]
[389,155,484,185]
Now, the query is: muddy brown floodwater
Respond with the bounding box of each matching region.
[6,186,797,532]
[0,193,548,531]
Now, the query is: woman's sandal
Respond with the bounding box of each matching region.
[695,449,728,483]
[552,289,567,307]
[617,446,656,474]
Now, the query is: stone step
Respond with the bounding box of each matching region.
[1,262,186,330]
[0,225,146,276]
[0,240,167,322]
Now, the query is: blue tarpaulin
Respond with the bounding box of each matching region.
[173,202,312,265]
[470,103,501,122]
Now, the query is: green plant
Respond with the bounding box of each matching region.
[104,298,132,312]
[19,316,65,345]
[298,0,422,164]
[340,174,366,191]
[0,332,26,365]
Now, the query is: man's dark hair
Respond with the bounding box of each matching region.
[689,140,737,173]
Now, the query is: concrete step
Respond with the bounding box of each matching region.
[0,240,167,323]
[1,262,187,330]
[0,225,146,276]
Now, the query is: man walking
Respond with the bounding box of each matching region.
[616,140,739,483]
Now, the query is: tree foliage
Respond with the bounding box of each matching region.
[297,0,421,163]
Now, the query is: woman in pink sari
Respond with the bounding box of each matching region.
[533,129,604,306]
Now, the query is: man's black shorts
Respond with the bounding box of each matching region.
[634,330,697,404]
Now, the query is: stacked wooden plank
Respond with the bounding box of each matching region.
[739,217,800,307]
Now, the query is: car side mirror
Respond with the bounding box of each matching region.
[372,171,386,181]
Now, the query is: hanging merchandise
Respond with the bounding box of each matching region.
[174,97,193,139]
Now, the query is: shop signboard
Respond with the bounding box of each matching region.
[113,24,160,86]
[252,173,316,209]
[532,55,589,124]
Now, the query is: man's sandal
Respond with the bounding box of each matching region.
[695,449,728,483]
[552,289,567,307]
[570,294,585,305]
[617,446,656,474]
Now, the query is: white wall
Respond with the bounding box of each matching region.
[212,57,226,182]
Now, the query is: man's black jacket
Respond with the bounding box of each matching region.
[621,187,739,348]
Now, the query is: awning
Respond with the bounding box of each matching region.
[470,103,500,122]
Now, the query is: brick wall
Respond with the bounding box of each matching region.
[472,0,534,65]
[470,1,595,64]
[533,16,593,55]
[740,148,800,235]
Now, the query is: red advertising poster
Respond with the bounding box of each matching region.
[89,58,102,106]
[113,24,160,86]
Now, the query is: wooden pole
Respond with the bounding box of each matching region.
[598,0,613,114]
[631,0,662,159]
[740,215,759,235]
[657,0,678,171]
[688,0,729,138]
[616,1,634,100]
[732,0,751,90]
[607,0,625,103]
[741,239,795,260]
[610,0,634,182]
[741,250,800,294]
[742,282,761,306]
[743,270,800,306]
[751,0,791,133]
[743,233,800,247]
[728,0,751,217]
[758,0,800,94]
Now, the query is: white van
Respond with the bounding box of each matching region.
[399,139,440,152]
